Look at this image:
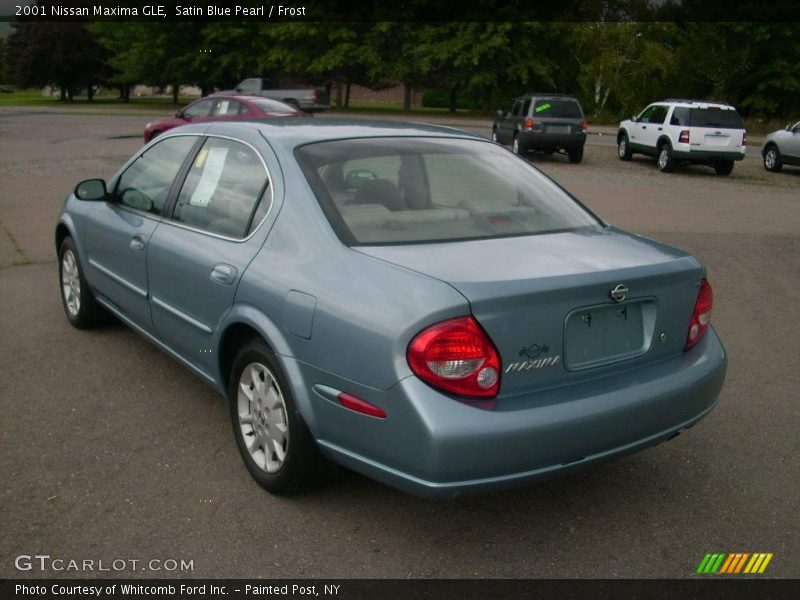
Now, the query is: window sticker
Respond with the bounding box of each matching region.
[190,147,228,207]
[535,103,552,113]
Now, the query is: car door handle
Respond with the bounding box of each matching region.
[130,234,147,251]
[657,127,663,131]
[642,125,647,130]
[210,263,237,285]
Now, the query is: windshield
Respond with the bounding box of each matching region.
[296,137,601,245]
[689,108,744,129]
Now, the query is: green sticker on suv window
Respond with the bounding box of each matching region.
[535,103,551,113]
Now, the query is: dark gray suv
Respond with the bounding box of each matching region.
[492,94,587,163]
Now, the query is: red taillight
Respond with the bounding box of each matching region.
[407,316,501,398]
[679,130,690,144]
[524,117,535,131]
[685,279,713,350]
[581,119,588,133]
[742,131,747,147]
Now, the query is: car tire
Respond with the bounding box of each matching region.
[714,160,734,176]
[568,147,584,164]
[763,145,783,172]
[58,237,106,329]
[512,134,523,155]
[657,142,675,172]
[229,338,326,495]
[618,134,633,161]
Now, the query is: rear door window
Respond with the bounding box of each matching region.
[670,107,690,126]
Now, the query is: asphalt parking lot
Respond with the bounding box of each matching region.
[1,107,798,579]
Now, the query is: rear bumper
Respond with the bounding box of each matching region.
[303,327,727,498]
[672,148,745,162]
[519,131,586,150]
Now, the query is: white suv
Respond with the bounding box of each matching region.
[617,100,747,175]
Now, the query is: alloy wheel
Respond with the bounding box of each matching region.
[61,249,81,317]
[237,362,289,473]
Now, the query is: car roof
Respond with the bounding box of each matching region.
[200,118,484,149]
[519,94,579,101]
[659,99,738,110]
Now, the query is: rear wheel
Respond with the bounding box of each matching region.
[58,237,106,329]
[657,142,675,172]
[229,339,326,495]
[618,134,632,161]
[512,134,521,155]
[763,145,783,172]
[714,160,734,176]
[568,147,584,164]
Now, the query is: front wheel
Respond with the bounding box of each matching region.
[229,339,326,495]
[763,145,783,172]
[618,134,632,161]
[657,143,675,172]
[714,160,734,176]
[59,237,106,329]
[568,147,584,164]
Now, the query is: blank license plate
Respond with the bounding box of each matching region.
[564,301,653,370]
[546,125,570,134]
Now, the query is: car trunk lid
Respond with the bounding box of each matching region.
[355,227,704,396]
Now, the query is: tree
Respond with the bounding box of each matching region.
[7,17,109,101]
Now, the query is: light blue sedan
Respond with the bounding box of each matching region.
[56,119,727,498]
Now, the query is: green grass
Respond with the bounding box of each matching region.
[0,89,195,113]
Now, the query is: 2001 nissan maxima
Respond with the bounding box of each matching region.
[56,119,727,498]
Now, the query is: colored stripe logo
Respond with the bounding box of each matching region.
[696,552,773,574]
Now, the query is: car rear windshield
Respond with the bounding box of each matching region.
[532,100,583,118]
[295,137,601,245]
[248,98,298,114]
[689,108,744,129]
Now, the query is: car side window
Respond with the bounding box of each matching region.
[184,99,214,119]
[114,136,197,216]
[670,107,690,126]
[171,138,270,238]
[649,106,669,124]
[512,100,523,117]
[211,99,243,117]
[638,106,656,122]
[522,98,532,115]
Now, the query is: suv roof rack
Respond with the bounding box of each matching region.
[662,98,731,106]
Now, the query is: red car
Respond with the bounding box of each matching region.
[143,94,309,142]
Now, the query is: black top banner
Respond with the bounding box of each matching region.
[3,0,800,22]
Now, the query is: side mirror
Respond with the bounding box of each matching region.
[175,109,184,119]
[496,109,504,118]
[74,179,107,201]
[631,115,638,123]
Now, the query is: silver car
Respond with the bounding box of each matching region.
[56,119,727,498]
[762,121,800,172]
